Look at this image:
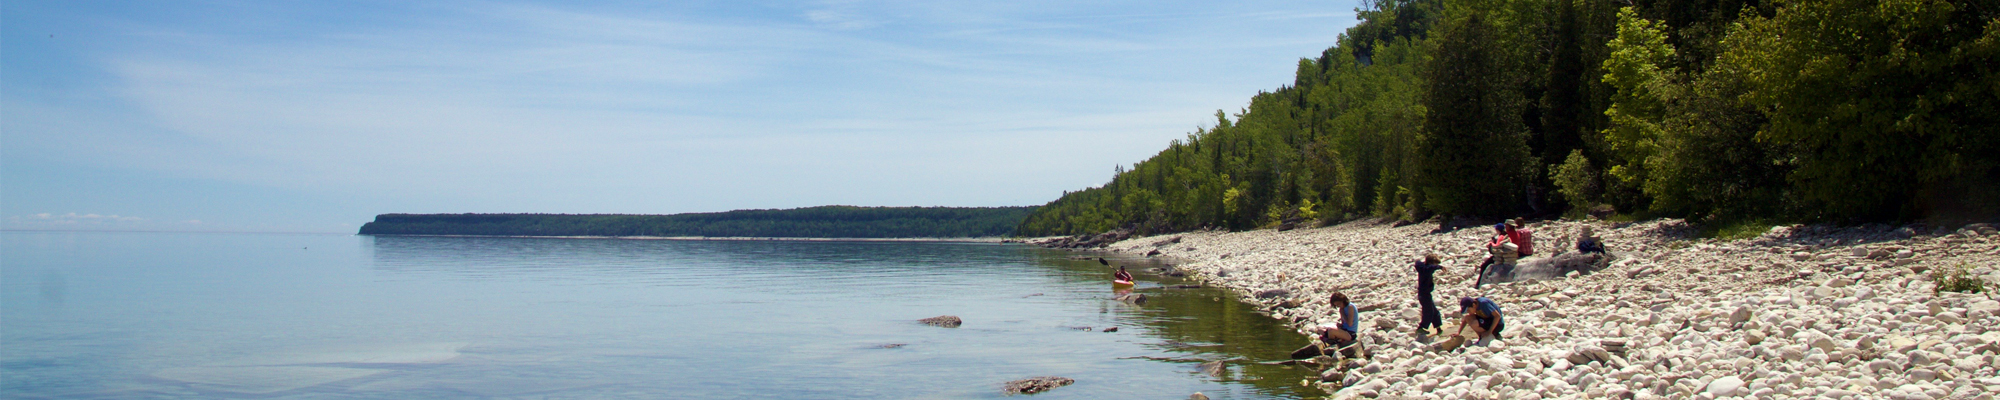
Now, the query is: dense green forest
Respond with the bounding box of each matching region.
[1018,0,1998,236]
[358,206,1037,238]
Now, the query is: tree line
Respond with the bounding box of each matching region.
[358,206,1038,238]
[1018,0,1997,237]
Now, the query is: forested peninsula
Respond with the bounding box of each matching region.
[1019,0,1998,237]
[357,206,1036,238]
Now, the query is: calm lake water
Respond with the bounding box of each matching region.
[2,231,1318,399]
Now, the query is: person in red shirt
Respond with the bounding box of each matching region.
[1476,223,1518,287]
[1507,218,1535,257]
[1113,266,1134,282]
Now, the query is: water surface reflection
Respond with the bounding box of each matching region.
[2,233,1318,399]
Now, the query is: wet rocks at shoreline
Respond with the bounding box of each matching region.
[1074,218,2000,399]
[1037,228,1136,249]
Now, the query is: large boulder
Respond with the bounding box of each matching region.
[1565,344,1614,365]
[1483,252,1611,285]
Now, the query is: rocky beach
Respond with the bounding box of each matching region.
[1048,219,2000,399]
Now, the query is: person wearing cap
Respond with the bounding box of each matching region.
[1455,296,1504,346]
[1507,218,1535,258]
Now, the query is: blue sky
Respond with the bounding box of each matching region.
[2,1,1359,233]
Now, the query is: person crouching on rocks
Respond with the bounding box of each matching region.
[1413,254,1444,335]
[1455,296,1505,346]
[1314,292,1360,349]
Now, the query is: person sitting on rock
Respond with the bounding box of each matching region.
[1576,226,1606,254]
[1113,266,1134,282]
[1508,218,1535,258]
[1413,254,1445,335]
[1455,296,1505,346]
[1312,292,1360,349]
[1476,224,1520,286]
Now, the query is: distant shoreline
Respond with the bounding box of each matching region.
[359,233,1015,243]
[356,207,1037,238]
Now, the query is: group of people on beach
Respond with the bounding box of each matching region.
[1106,217,1610,359]
[1302,218,1609,357]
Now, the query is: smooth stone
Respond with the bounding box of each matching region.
[1868,359,1902,374]
[1781,347,1806,362]
[1705,376,1745,396]
[1888,335,1919,352]
[1908,368,1938,381]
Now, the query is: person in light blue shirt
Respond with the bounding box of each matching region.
[1312,292,1359,348]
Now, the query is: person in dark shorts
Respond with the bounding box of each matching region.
[1455,297,1504,346]
[1313,292,1359,347]
[1413,254,1445,335]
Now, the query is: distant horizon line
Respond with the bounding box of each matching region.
[0,228,352,235]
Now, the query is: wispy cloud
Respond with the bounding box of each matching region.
[6,1,1360,223]
[7,212,146,225]
[804,0,879,30]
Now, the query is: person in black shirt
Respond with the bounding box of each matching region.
[1413,254,1444,335]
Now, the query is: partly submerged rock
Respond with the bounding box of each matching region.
[1002,376,1074,395]
[919,315,963,328]
[1199,360,1227,377]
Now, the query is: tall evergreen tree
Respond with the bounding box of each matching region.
[1419,11,1533,217]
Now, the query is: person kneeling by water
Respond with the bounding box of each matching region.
[1291,292,1362,359]
[1455,297,1504,347]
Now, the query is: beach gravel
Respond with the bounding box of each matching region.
[1041,219,2000,399]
